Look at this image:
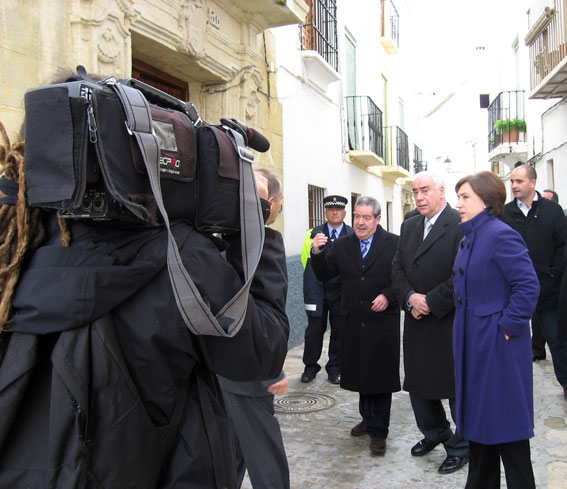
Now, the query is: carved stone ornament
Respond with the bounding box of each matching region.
[97,28,121,64]
[240,68,263,125]
[177,0,207,58]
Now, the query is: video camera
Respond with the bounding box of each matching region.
[23,66,271,338]
[23,66,270,233]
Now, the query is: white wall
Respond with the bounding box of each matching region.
[272,1,423,254]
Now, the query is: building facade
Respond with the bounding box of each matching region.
[270,0,424,255]
[0,0,310,233]
[487,0,567,202]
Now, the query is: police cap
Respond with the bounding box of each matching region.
[323,195,348,208]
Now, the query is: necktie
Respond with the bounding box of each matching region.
[330,229,337,240]
[423,220,433,240]
[360,239,369,259]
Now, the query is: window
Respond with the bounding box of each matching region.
[546,159,555,189]
[132,59,189,101]
[386,201,393,232]
[380,0,400,49]
[308,184,326,228]
[300,0,338,71]
[350,192,360,224]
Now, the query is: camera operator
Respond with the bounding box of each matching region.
[0,88,289,488]
[219,169,290,489]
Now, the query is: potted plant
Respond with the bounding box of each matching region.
[494,118,526,144]
[511,118,527,133]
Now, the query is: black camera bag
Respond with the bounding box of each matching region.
[23,74,265,338]
[24,80,197,225]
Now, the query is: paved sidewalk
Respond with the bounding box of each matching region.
[243,333,567,489]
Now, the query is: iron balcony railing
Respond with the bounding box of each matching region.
[487,90,526,152]
[526,0,567,92]
[413,145,427,173]
[346,95,384,159]
[300,0,339,71]
[384,0,400,49]
[384,126,409,171]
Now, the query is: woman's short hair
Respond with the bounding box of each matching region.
[455,171,506,216]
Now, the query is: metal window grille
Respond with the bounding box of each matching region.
[413,145,427,173]
[487,90,526,152]
[346,95,384,158]
[384,126,409,170]
[300,0,339,71]
[308,185,326,229]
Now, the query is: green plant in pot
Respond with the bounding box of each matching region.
[510,118,527,132]
[494,118,525,143]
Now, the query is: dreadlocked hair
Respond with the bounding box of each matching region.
[0,121,71,333]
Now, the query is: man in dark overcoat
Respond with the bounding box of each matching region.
[501,164,567,398]
[310,195,400,456]
[300,194,353,384]
[391,171,468,475]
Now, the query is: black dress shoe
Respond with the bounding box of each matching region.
[300,371,316,383]
[370,437,386,456]
[410,438,440,457]
[533,354,546,362]
[328,373,340,384]
[438,455,468,474]
[350,421,368,436]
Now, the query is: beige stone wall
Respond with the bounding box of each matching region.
[0,0,305,232]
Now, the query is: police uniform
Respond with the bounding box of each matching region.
[301,195,353,383]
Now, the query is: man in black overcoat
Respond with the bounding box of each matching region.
[310,196,400,456]
[391,171,468,474]
[501,163,567,398]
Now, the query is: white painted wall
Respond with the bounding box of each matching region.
[539,99,567,206]
[271,1,420,254]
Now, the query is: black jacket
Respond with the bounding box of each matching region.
[501,194,567,310]
[391,205,463,399]
[311,227,400,394]
[302,223,353,317]
[0,219,289,489]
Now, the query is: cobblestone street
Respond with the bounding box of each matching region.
[243,332,567,489]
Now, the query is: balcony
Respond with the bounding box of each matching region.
[379,126,410,183]
[230,0,309,29]
[300,0,339,74]
[346,95,384,167]
[487,90,528,167]
[413,145,427,174]
[525,0,567,98]
[380,0,400,54]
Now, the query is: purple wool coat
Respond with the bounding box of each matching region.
[453,211,540,445]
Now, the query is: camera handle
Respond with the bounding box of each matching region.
[111,82,265,337]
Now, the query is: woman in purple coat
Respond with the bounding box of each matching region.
[453,172,540,489]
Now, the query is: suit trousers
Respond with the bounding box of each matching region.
[359,393,392,439]
[531,313,547,358]
[222,391,290,489]
[536,307,567,387]
[410,395,468,457]
[303,297,342,375]
[465,439,535,489]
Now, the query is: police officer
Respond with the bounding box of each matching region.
[300,195,353,384]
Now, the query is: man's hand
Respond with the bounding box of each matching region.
[411,308,423,320]
[408,292,430,317]
[268,376,288,395]
[312,233,328,253]
[371,294,389,312]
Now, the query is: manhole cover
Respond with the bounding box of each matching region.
[274,392,336,414]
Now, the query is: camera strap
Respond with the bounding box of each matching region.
[111,82,265,337]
